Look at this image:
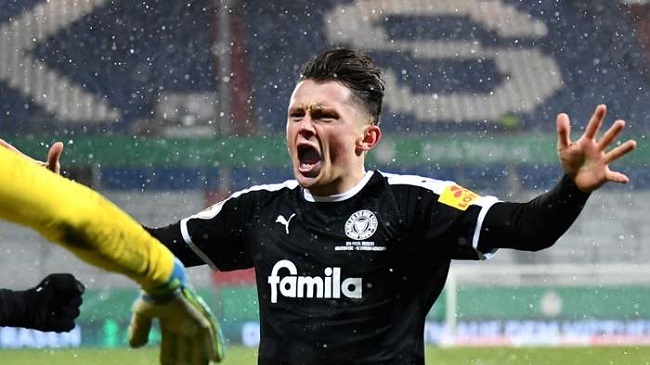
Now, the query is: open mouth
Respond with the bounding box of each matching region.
[297,145,322,176]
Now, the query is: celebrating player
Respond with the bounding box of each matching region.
[4,47,637,364]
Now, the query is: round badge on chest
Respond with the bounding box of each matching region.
[344,210,378,240]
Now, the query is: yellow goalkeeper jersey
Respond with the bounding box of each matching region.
[0,146,174,290]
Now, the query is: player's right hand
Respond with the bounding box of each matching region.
[20,273,85,332]
[128,258,225,364]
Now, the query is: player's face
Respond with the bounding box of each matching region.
[286,79,381,196]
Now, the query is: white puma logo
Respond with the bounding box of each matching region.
[275,213,296,235]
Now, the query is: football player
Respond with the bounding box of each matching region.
[3,48,636,364]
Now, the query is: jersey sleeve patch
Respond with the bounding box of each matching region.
[438,184,481,211]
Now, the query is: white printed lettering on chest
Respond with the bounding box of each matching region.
[267,260,362,303]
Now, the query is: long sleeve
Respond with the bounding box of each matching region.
[144,224,205,267]
[0,147,175,290]
[478,174,591,252]
[0,289,23,327]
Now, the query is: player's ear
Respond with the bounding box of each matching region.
[356,124,382,153]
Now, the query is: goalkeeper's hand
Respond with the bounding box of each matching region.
[0,138,63,174]
[0,273,85,332]
[128,258,225,364]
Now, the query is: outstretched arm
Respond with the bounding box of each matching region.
[0,145,174,288]
[0,146,224,364]
[479,104,636,253]
[0,139,204,267]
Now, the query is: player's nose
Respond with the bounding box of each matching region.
[297,116,316,137]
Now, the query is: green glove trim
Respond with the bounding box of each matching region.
[128,258,226,363]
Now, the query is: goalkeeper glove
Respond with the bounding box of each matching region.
[128,258,225,364]
[0,273,85,332]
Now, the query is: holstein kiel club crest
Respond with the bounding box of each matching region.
[344,210,378,240]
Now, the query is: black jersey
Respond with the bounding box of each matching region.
[149,170,589,364]
[175,170,502,364]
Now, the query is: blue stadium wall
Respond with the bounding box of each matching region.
[1,0,648,191]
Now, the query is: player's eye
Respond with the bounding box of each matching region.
[312,110,337,121]
[289,110,305,120]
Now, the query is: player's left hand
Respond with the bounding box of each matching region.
[556,104,637,192]
[128,258,225,364]
[0,138,63,174]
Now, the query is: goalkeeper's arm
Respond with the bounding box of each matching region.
[0,144,174,288]
[0,145,224,363]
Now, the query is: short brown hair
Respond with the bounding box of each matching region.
[299,48,385,125]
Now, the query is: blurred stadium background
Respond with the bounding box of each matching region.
[0,0,649,355]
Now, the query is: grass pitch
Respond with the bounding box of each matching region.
[2,346,650,364]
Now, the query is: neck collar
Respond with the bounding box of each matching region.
[302,171,374,202]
